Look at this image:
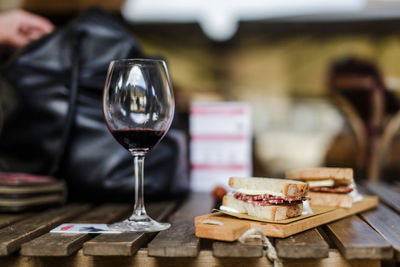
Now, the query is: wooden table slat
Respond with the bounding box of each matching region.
[148,220,200,257]
[83,201,176,256]
[275,228,329,259]
[166,192,215,223]
[361,203,400,261]
[0,213,32,229]
[325,215,393,260]
[0,189,395,264]
[147,192,215,257]
[20,204,131,256]
[1,248,381,267]
[0,204,91,255]
[365,181,400,213]
[212,239,263,258]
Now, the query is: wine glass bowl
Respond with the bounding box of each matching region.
[103,59,174,232]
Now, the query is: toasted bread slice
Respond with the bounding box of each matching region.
[285,167,353,186]
[228,177,308,197]
[308,192,353,208]
[222,195,303,221]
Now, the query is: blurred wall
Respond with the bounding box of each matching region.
[134,24,400,178]
[2,1,400,179]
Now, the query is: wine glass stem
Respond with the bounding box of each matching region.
[131,152,147,218]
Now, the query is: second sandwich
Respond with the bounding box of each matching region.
[286,167,355,208]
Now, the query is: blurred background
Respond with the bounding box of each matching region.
[2,0,400,183]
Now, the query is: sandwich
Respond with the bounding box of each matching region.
[285,167,354,208]
[222,177,309,221]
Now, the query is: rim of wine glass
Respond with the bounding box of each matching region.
[110,58,166,66]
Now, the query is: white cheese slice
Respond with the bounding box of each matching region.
[302,200,313,215]
[235,188,285,197]
[220,205,240,213]
[308,179,334,188]
[349,182,363,203]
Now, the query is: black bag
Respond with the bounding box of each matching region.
[0,8,189,202]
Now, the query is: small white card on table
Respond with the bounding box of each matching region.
[50,223,121,234]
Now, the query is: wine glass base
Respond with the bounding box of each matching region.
[109,215,171,233]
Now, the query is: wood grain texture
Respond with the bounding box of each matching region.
[365,181,400,213]
[147,192,215,257]
[0,249,380,267]
[148,221,199,257]
[0,204,90,255]
[0,213,31,229]
[167,192,215,223]
[281,249,380,267]
[195,214,249,242]
[194,196,378,240]
[275,228,329,259]
[83,201,176,256]
[212,239,263,258]
[361,203,400,261]
[20,204,130,256]
[84,232,147,256]
[325,215,393,259]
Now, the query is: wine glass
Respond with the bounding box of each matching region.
[103,59,174,232]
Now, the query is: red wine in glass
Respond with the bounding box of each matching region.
[110,129,166,151]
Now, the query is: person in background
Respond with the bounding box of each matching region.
[326,56,400,182]
[0,8,53,132]
[0,9,54,168]
[0,9,54,49]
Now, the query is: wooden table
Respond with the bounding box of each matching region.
[0,181,399,267]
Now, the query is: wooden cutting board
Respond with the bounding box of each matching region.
[194,195,378,241]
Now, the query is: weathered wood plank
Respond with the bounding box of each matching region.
[20,204,131,256]
[147,192,215,257]
[0,248,380,267]
[0,204,90,256]
[282,249,380,267]
[0,213,31,229]
[365,181,400,213]
[147,221,199,257]
[361,203,400,261]
[83,201,176,256]
[84,232,147,256]
[212,239,263,258]
[275,228,329,259]
[325,215,393,259]
[164,193,215,223]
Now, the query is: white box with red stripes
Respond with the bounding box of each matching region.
[189,102,252,192]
